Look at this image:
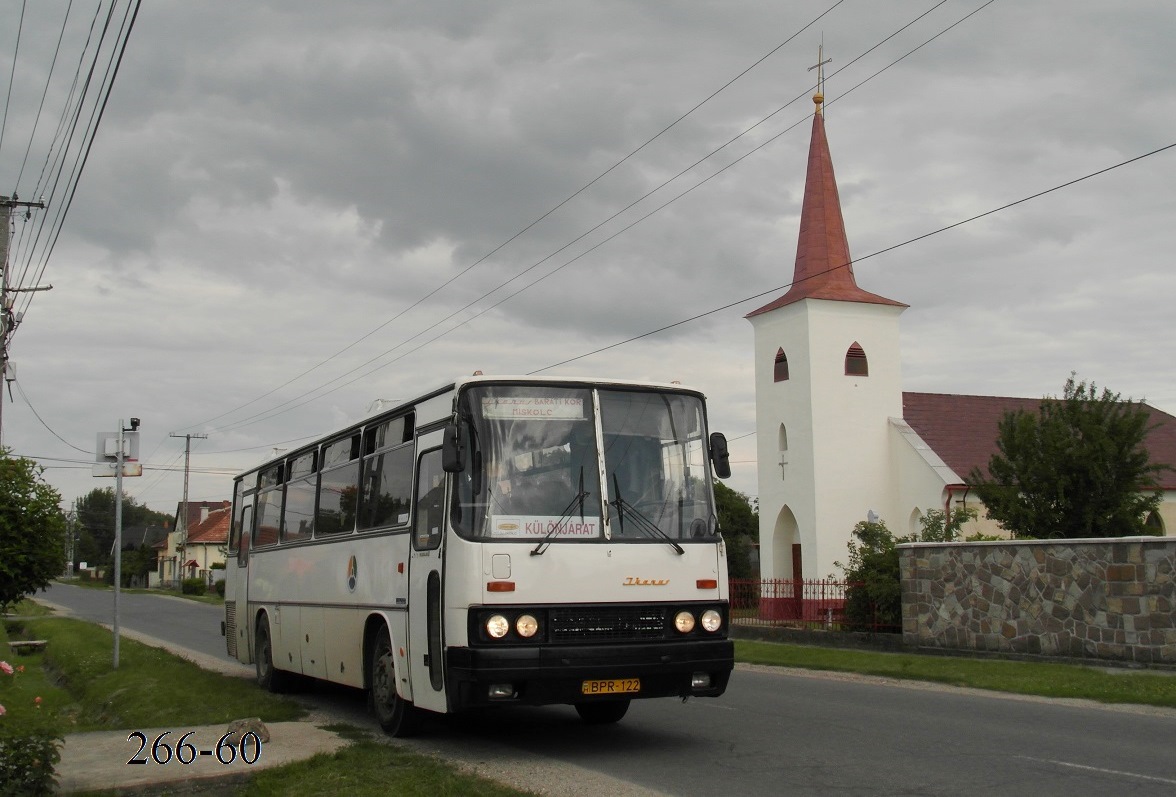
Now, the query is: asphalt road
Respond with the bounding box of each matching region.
[37,583,1176,796]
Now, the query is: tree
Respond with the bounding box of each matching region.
[73,488,172,568]
[969,375,1167,539]
[0,450,67,612]
[714,482,758,579]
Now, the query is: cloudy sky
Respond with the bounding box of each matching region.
[2,0,1173,515]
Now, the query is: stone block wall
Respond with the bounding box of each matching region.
[899,537,1176,665]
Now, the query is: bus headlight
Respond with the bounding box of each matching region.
[674,611,696,633]
[701,609,722,633]
[486,614,510,639]
[515,614,539,638]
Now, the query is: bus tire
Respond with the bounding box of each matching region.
[369,624,423,737]
[255,614,292,693]
[575,699,630,725]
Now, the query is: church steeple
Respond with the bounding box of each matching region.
[747,91,905,317]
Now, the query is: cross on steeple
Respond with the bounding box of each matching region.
[807,44,831,116]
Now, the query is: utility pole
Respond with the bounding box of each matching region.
[1,195,49,446]
[169,432,208,586]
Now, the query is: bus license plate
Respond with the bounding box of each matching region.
[581,678,640,695]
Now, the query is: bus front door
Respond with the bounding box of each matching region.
[408,446,447,713]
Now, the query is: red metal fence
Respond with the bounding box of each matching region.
[729,578,898,633]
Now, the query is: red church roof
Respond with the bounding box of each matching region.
[748,106,904,317]
[902,392,1176,489]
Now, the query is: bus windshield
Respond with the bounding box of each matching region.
[452,384,718,543]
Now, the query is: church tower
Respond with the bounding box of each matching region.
[746,79,907,584]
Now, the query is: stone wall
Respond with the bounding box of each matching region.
[899,537,1176,665]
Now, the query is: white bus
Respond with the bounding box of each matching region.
[224,375,735,735]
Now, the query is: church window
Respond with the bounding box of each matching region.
[844,342,868,376]
[773,348,789,382]
[1145,511,1165,534]
[777,424,788,478]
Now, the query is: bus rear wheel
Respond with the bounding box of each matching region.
[369,625,423,737]
[255,614,292,693]
[575,699,630,725]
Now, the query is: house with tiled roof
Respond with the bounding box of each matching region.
[747,86,1174,583]
[157,500,231,586]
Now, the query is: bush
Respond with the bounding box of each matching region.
[837,520,903,631]
[837,508,980,632]
[181,578,206,596]
[215,581,226,598]
[0,725,62,796]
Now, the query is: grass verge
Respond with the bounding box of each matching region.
[239,737,532,797]
[735,639,1176,708]
[2,610,535,796]
[3,616,302,733]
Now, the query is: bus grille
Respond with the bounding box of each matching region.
[225,601,237,658]
[549,606,667,643]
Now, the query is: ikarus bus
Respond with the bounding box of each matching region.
[223,375,735,736]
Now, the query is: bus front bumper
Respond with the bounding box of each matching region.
[445,638,734,709]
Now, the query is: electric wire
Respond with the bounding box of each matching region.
[0,0,28,163]
[531,140,1176,374]
[9,0,106,297]
[13,0,75,192]
[11,377,92,454]
[174,0,851,433]
[196,0,958,435]
[17,1,139,321]
[195,136,1175,438]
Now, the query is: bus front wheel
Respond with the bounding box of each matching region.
[575,699,630,725]
[369,625,423,737]
[255,614,292,693]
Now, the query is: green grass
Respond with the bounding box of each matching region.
[1,610,536,796]
[735,640,1176,708]
[3,617,302,733]
[0,621,73,726]
[239,738,533,797]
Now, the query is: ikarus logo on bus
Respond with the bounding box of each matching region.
[346,555,358,592]
[622,577,670,586]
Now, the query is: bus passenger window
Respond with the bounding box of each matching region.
[414,450,444,551]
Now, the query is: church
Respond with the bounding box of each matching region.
[746,86,1176,584]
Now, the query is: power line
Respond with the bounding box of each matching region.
[194,1,963,436]
[9,373,90,454]
[174,0,852,433]
[531,140,1176,373]
[16,1,140,322]
[12,0,73,189]
[0,0,29,162]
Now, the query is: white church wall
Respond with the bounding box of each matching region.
[805,301,904,580]
[750,306,815,585]
[751,298,906,582]
[889,420,954,534]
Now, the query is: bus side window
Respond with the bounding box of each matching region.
[413,449,445,551]
[237,504,253,566]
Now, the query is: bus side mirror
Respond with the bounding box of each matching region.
[442,422,465,473]
[709,432,731,479]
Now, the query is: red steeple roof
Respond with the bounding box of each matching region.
[747,107,904,317]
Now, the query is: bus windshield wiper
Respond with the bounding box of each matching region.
[609,475,684,555]
[530,468,590,556]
